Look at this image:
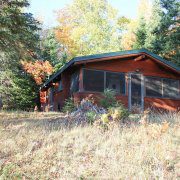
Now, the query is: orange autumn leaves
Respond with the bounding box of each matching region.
[22,61,53,85]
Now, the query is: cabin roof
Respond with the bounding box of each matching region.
[41,48,180,89]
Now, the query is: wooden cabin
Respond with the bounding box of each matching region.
[40,49,180,112]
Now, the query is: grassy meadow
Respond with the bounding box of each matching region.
[0,111,179,179]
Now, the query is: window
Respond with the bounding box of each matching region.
[106,72,125,94]
[145,76,179,99]
[83,69,126,94]
[83,69,104,92]
[70,71,79,93]
[58,80,63,92]
[163,79,179,98]
[145,77,162,97]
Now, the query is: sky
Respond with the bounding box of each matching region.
[28,0,140,28]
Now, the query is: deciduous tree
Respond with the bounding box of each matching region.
[21,60,53,85]
[55,0,121,58]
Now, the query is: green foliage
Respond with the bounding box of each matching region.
[0,163,22,179]
[10,74,38,110]
[86,111,97,125]
[134,0,180,66]
[62,98,76,113]
[118,16,131,29]
[151,0,180,66]
[0,70,38,110]
[99,113,110,131]
[100,89,116,109]
[40,29,67,70]
[0,0,41,110]
[0,0,40,56]
[133,17,147,49]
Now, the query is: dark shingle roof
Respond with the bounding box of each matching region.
[41,48,180,89]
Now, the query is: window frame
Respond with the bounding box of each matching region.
[82,68,126,95]
[145,76,180,100]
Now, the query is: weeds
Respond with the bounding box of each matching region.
[99,89,116,108]
[0,111,179,179]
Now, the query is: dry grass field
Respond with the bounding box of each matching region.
[0,111,179,179]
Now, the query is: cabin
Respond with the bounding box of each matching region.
[40,49,180,112]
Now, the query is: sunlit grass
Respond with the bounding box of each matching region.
[0,111,179,179]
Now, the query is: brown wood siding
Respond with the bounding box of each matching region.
[84,58,178,79]
[53,71,71,111]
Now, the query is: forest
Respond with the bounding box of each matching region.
[0,0,179,110]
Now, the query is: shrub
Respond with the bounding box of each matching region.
[108,104,129,122]
[62,97,76,113]
[86,111,97,125]
[93,113,110,131]
[100,89,116,109]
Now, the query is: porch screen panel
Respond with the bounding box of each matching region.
[145,77,162,97]
[70,71,79,93]
[163,79,179,98]
[106,72,125,94]
[83,69,104,92]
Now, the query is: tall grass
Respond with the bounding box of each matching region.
[0,111,179,179]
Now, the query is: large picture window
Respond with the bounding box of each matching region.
[83,69,104,92]
[83,69,126,94]
[145,76,179,99]
[106,72,125,94]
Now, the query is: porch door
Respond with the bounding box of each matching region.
[128,73,144,112]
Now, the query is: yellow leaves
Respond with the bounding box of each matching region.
[55,0,120,57]
[101,114,109,124]
[21,60,53,85]
[161,121,170,134]
[138,0,152,21]
[121,20,138,50]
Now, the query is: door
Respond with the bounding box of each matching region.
[128,73,144,112]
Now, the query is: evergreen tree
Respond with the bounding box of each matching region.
[11,73,38,110]
[151,0,180,65]
[40,29,67,71]
[40,29,61,66]
[0,0,41,110]
[0,0,40,58]
[145,0,162,49]
[133,17,147,49]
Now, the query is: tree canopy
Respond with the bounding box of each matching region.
[55,0,122,58]
[0,0,40,59]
